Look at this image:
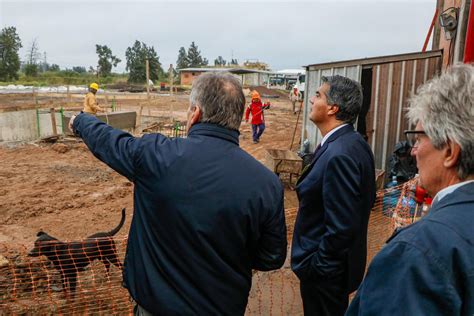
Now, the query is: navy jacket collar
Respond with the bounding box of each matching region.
[297,124,354,185]
[312,124,354,162]
[188,123,240,146]
[429,181,474,215]
[325,124,354,145]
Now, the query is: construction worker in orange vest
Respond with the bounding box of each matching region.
[245,90,270,144]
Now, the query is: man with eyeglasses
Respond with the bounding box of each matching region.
[346,64,474,315]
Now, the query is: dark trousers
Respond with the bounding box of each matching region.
[251,123,265,141]
[300,279,349,316]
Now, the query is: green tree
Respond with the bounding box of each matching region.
[49,64,60,72]
[176,47,188,69]
[72,66,87,73]
[214,56,226,67]
[125,40,163,83]
[96,44,121,77]
[0,26,22,81]
[187,42,208,67]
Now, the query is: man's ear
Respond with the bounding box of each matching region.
[328,104,340,116]
[189,105,202,126]
[443,140,461,169]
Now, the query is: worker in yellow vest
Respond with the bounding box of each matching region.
[83,83,104,114]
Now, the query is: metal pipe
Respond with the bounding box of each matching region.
[60,107,64,134]
[464,1,474,63]
[423,8,439,52]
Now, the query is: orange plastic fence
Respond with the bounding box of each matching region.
[0,179,427,315]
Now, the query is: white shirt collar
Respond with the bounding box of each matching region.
[320,124,348,146]
[432,180,474,205]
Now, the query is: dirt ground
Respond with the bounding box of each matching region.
[0,91,301,245]
[0,91,305,314]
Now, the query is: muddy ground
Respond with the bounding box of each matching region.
[0,91,301,244]
[0,91,306,314]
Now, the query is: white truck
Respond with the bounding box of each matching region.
[294,72,306,99]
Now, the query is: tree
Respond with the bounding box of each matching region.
[49,64,60,72]
[96,44,121,77]
[25,38,41,76]
[176,47,188,69]
[187,42,208,67]
[72,66,87,73]
[125,40,164,83]
[0,26,22,81]
[214,56,227,67]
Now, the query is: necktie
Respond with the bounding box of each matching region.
[314,143,322,155]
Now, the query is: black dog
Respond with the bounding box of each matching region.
[28,208,126,297]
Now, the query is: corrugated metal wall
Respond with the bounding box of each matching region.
[367,56,442,171]
[301,51,442,173]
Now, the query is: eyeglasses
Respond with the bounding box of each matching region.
[404,130,426,148]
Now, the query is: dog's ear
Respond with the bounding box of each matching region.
[37,231,46,237]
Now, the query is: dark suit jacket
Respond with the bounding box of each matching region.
[291,124,375,293]
[347,182,474,315]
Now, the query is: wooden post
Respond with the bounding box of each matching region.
[50,108,58,135]
[146,58,151,116]
[67,85,71,103]
[32,86,37,103]
[168,64,174,121]
[168,64,174,95]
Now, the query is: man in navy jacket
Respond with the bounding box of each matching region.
[291,75,375,316]
[69,72,287,315]
[347,64,474,315]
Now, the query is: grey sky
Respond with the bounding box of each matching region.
[1,0,436,72]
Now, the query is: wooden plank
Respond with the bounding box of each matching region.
[383,62,404,173]
[400,60,414,140]
[50,108,57,136]
[395,61,406,143]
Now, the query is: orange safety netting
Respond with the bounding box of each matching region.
[0,178,428,315]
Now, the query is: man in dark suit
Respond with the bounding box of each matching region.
[291,75,376,316]
[347,64,474,315]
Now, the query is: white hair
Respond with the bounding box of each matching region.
[407,63,474,180]
[190,72,245,131]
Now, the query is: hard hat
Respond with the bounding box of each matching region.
[90,83,99,90]
[251,90,260,100]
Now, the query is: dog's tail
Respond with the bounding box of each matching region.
[107,208,126,236]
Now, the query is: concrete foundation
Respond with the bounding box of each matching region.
[0,110,136,143]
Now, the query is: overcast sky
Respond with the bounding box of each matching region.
[1,0,436,72]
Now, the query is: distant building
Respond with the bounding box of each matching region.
[178,68,271,86]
